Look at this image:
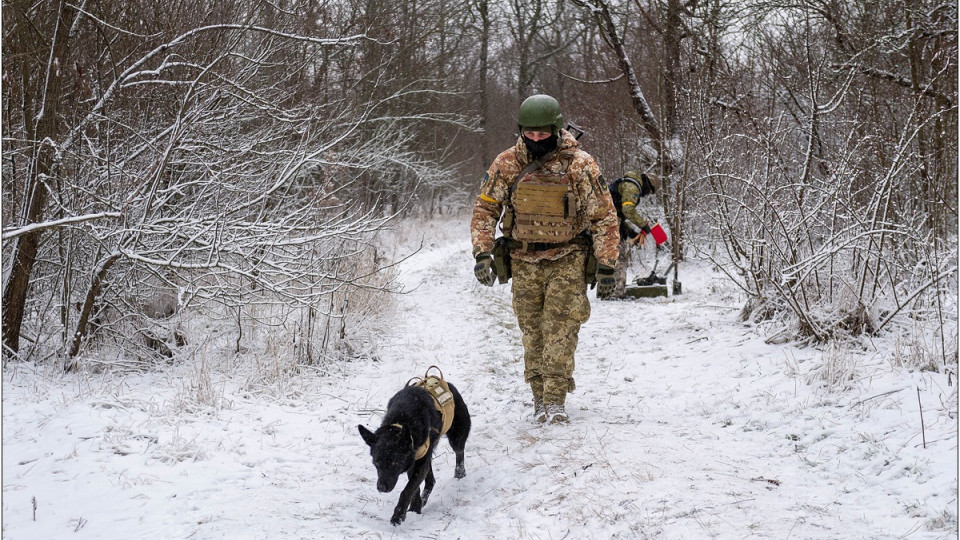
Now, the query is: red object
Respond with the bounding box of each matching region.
[650,223,668,245]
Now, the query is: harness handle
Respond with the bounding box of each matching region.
[406,365,446,388]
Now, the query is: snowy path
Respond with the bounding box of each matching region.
[345,219,956,539]
[2,215,956,539]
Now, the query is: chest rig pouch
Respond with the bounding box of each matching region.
[510,169,579,245]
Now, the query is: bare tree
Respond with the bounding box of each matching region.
[2,1,79,356]
[571,0,667,162]
[691,0,957,348]
[3,0,954,364]
[1,0,473,366]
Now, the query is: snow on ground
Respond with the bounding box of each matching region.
[3,215,957,539]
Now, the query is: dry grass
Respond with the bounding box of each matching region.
[805,339,860,391]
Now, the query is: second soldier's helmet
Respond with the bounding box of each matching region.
[517,94,564,131]
[625,170,661,196]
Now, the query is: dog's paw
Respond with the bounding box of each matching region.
[390,510,406,526]
[410,493,423,514]
[454,464,466,479]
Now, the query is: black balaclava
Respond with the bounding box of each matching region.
[522,131,559,160]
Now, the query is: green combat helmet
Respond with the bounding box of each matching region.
[517,94,563,131]
[625,170,661,196]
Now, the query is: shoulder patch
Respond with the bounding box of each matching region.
[481,170,502,198]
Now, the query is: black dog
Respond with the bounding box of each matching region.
[358,380,471,525]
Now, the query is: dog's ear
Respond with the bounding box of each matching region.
[358,425,377,447]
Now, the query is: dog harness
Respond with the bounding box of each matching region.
[393,366,456,460]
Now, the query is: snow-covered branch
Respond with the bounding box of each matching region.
[2,212,122,241]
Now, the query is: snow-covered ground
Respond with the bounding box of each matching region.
[3,215,957,539]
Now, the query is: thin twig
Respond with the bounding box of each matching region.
[850,388,905,408]
[917,387,926,449]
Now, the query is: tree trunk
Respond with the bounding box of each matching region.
[477,0,491,167]
[662,0,682,140]
[2,0,76,357]
[67,253,120,362]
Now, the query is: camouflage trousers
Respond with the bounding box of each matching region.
[511,250,591,406]
[613,237,631,299]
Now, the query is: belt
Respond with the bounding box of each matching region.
[505,234,590,252]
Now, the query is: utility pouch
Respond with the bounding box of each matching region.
[492,236,512,284]
[584,249,598,287]
[500,208,515,236]
[582,231,597,286]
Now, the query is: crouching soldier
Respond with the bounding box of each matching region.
[608,171,661,299]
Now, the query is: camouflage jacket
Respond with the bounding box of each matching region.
[614,179,651,231]
[470,130,620,266]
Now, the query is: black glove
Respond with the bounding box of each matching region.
[595,264,616,298]
[474,252,495,287]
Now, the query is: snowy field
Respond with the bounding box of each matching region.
[3,215,957,539]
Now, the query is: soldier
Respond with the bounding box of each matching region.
[470,94,620,424]
[608,171,661,299]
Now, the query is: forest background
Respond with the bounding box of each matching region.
[2,0,956,379]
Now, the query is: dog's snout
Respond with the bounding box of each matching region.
[377,480,393,493]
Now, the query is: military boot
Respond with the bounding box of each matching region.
[530,379,546,423]
[533,396,547,423]
[545,403,568,424]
